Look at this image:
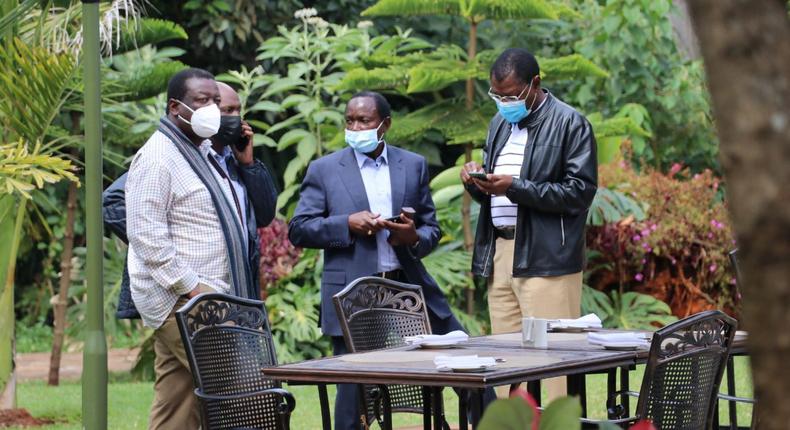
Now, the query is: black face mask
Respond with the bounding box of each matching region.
[212,115,243,148]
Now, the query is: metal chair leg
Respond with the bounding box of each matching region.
[317,384,331,430]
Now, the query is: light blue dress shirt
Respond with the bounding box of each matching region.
[208,145,248,241]
[354,144,401,272]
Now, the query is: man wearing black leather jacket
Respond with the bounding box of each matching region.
[460,48,597,400]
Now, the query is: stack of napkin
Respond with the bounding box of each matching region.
[587,332,650,348]
[404,330,469,346]
[548,313,603,330]
[434,355,496,371]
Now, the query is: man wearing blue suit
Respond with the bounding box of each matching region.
[289,91,465,430]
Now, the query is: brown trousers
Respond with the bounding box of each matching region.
[488,238,582,401]
[148,297,201,430]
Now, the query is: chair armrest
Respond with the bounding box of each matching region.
[194,387,297,414]
[717,393,757,404]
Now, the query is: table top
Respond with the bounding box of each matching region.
[263,340,635,389]
[263,330,749,388]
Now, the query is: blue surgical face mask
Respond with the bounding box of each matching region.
[492,80,535,124]
[345,120,385,153]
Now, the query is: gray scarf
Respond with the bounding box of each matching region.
[158,117,253,299]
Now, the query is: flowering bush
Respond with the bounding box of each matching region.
[257,219,301,299]
[586,161,739,317]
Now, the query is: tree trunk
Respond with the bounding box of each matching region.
[48,176,78,386]
[48,112,81,386]
[462,21,478,315]
[0,197,26,409]
[686,1,790,428]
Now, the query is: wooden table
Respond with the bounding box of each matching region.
[264,334,638,430]
[264,330,750,430]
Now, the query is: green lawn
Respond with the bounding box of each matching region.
[10,357,753,429]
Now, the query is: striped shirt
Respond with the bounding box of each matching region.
[490,97,548,228]
[490,125,528,227]
[126,131,233,329]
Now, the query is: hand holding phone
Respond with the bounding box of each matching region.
[468,171,489,181]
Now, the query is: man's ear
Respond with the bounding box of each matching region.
[381,116,392,134]
[167,98,181,117]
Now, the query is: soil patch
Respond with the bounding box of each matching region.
[0,409,55,428]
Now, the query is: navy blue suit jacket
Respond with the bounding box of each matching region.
[288,146,454,336]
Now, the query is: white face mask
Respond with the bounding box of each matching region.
[176,100,221,138]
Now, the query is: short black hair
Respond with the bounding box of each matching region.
[348,91,391,119]
[166,68,215,102]
[490,48,540,85]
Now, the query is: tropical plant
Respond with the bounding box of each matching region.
[0,31,79,404]
[566,0,718,171]
[587,161,738,319]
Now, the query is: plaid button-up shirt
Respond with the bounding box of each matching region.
[126,131,233,329]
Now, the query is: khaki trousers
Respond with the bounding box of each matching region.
[488,238,582,401]
[148,297,201,430]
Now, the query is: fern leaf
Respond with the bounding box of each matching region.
[335,67,410,92]
[539,54,609,80]
[362,0,460,17]
[406,62,473,93]
[111,61,187,102]
[464,0,558,21]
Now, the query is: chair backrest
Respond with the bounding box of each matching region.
[333,276,432,353]
[176,293,283,429]
[636,310,737,430]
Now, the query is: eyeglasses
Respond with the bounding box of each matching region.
[487,83,530,104]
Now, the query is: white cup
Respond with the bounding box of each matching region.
[522,317,549,349]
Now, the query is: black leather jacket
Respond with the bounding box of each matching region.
[467,91,597,278]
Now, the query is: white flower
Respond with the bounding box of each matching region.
[357,20,374,30]
[306,16,329,28]
[294,7,318,19]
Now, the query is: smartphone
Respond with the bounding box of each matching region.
[469,171,489,180]
[385,215,403,223]
[234,135,250,151]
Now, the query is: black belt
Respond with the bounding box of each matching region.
[375,269,405,281]
[494,227,515,240]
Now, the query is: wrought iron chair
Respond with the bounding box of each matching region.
[333,276,448,430]
[586,310,737,429]
[176,293,296,430]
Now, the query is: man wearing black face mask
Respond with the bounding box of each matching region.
[105,70,278,429]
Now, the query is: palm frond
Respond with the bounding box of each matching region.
[114,18,187,54]
[0,140,79,199]
[0,0,37,39]
[0,38,77,144]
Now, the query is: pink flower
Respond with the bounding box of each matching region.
[635,273,644,282]
[669,163,682,177]
[730,278,737,285]
[650,223,658,231]
[640,228,651,237]
[709,264,717,272]
[671,258,677,265]
[641,258,647,265]
[708,232,714,239]
[632,234,641,242]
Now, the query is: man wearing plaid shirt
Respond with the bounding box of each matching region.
[125,68,277,429]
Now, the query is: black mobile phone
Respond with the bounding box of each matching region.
[234,135,250,151]
[385,215,403,223]
[469,171,488,180]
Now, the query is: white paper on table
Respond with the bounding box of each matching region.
[587,332,650,347]
[404,330,469,346]
[433,354,496,371]
[549,313,603,329]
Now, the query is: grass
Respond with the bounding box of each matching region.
[8,357,754,429]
